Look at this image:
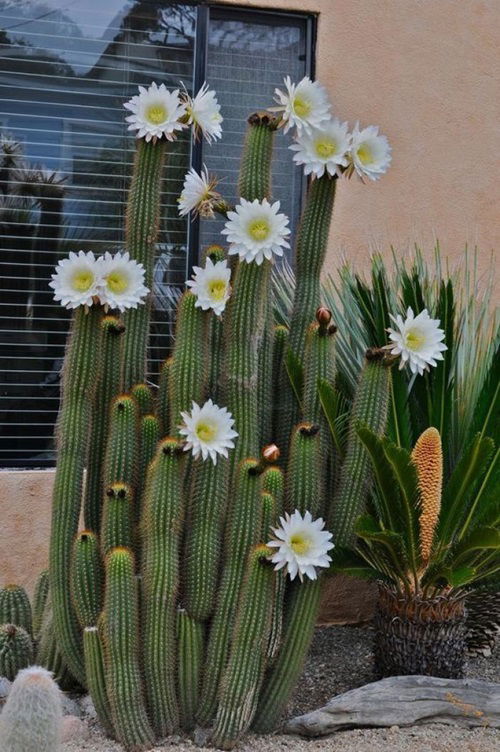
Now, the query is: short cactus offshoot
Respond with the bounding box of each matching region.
[45,77,395,749]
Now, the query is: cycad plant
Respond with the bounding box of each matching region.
[36,76,399,751]
[335,424,499,678]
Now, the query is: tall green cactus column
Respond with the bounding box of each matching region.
[223,112,277,462]
[330,347,393,543]
[84,315,124,532]
[122,139,166,391]
[49,305,102,685]
[141,437,184,736]
[288,175,337,361]
[103,547,154,751]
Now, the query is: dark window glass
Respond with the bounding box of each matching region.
[0,2,312,467]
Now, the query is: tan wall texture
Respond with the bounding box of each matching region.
[1,0,498,619]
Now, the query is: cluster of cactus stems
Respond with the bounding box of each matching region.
[35,106,394,750]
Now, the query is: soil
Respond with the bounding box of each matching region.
[62,625,500,752]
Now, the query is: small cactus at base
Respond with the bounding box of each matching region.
[0,584,33,635]
[0,666,62,752]
[0,624,33,680]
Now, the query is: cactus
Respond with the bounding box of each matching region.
[177,609,204,732]
[122,139,166,391]
[32,571,49,641]
[44,82,395,750]
[197,459,263,726]
[83,626,114,736]
[0,584,32,635]
[211,545,275,749]
[141,438,183,736]
[71,531,103,628]
[101,483,134,555]
[0,666,62,752]
[331,347,393,544]
[0,624,33,680]
[49,304,102,685]
[183,457,230,622]
[84,315,124,533]
[103,547,154,751]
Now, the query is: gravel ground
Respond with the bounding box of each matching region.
[63,626,500,752]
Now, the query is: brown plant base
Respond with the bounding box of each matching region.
[466,588,500,657]
[374,585,467,680]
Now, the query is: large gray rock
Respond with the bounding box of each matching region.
[286,676,500,736]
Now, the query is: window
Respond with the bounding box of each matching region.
[0,1,314,467]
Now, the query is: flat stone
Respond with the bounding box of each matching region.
[285,675,500,737]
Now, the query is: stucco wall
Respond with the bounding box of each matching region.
[224,0,499,288]
[1,0,498,618]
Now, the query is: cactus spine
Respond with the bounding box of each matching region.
[0,584,32,635]
[103,547,154,751]
[177,609,204,732]
[211,545,275,749]
[331,347,393,543]
[0,624,33,680]
[0,667,62,752]
[141,438,183,735]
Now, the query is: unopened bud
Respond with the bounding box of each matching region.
[316,306,332,326]
[262,444,280,463]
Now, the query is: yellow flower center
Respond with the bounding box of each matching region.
[72,270,94,292]
[106,271,129,294]
[146,103,167,125]
[405,328,426,351]
[248,219,270,242]
[196,421,217,442]
[357,143,373,165]
[290,533,311,556]
[208,279,227,301]
[315,138,337,159]
[293,96,312,118]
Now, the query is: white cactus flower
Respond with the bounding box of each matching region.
[348,123,392,181]
[274,76,331,135]
[97,251,149,312]
[290,118,351,177]
[267,510,334,582]
[179,399,238,464]
[387,307,447,375]
[124,82,186,142]
[49,251,101,309]
[184,82,223,144]
[186,257,231,316]
[221,197,290,265]
[178,166,221,218]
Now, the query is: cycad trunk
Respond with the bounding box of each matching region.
[374,585,467,680]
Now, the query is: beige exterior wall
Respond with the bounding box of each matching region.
[1,1,497,617]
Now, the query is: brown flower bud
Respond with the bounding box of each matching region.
[262,444,280,463]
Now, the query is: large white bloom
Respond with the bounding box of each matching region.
[387,307,447,375]
[186,257,231,316]
[179,399,238,464]
[221,198,290,265]
[97,252,149,312]
[124,82,186,142]
[49,251,100,309]
[184,82,223,144]
[290,119,351,178]
[268,510,334,582]
[178,166,220,218]
[348,123,392,181]
[274,76,331,135]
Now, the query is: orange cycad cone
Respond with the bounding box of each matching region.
[412,427,443,565]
